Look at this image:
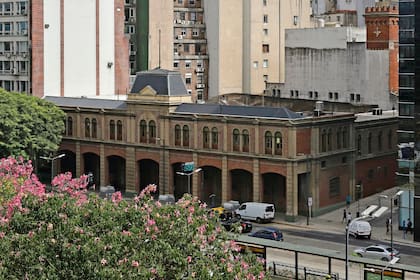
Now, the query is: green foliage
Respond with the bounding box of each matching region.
[0,89,65,159]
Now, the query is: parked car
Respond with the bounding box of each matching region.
[221,216,253,233]
[348,220,372,239]
[249,227,283,241]
[353,244,400,262]
[235,202,275,223]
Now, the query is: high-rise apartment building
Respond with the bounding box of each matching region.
[0,0,30,93]
[398,0,419,241]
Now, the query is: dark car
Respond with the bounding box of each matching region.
[249,227,283,241]
[221,216,253,233]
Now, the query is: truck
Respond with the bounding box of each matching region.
[235,202,275,223]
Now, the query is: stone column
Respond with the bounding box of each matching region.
[100,144,105,187]
[222,156,228,202]
[253,159,260,201]
[125,146,136,194]
[286,162,298,221]
[75,141,81,177]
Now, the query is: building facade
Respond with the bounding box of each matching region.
[398,0,419,241]
[0,0,30,93]
[265,25,398,110]
[45,69,398,221]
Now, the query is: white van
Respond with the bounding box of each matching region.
[235,202,275,223]
[349,220,372,239]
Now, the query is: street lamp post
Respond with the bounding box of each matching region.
[40,153,65,183]
[156,138,166,193]
[176,168,202,195]
[381,190,404,254]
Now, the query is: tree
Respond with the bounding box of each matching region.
[0,89,65,160]
[0,157,268,279]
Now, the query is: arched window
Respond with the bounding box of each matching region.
[182,125,189,147]
[211,127,218,149]
[175,125,181,146]
[327,129,332,151]
[203,127,210,148]
[242,129,249,152]
[117,120,123,141]
[140,120,147,143]
[357,135,362,155]
[378,131,383,151]
[110,120,115,140]
[274,132,282,155]
[149,120,156,143]
[368,132,372,153]
[336,128,342,149]
[233,129,240,151]
[388,130,392,149]
[342,128,348,148]
[321,129,327,152]
[265,131,272,154]
[92,118,97,138]
[67,116,73,136]
[85,118,91,137]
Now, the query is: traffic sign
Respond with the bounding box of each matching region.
[183,161,194,172]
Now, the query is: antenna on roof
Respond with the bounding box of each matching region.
[158,29,161,69]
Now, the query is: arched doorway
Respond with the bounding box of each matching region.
[200,166,222,208]
[230,169,253,203]
[138,159,159,196]
[107,156,126,193]
[262,173,287,213]
[83,153,100,191]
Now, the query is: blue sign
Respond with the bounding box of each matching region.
[183,161,194,172]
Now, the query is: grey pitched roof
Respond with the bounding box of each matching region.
[130,68,188,96]
[175,103,304,119]
[44,96,127,110]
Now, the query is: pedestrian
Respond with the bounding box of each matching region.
[342,208,347,223]
[402,220,407,239]
[407,218,413,234]
[386,218,390,234]
[347,212,352,225]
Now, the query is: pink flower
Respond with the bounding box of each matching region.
[187,256,192,263]
[122,230,131,236]
[0,232,5,239]
[188,206,195,214]
[112,192,122,204]
[147,219,156,226]
[101,258,107,266]
[131,260,139,267]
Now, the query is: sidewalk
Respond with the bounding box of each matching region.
[273,186,420,248]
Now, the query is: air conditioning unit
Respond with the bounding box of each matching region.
[177,35,183,40]
[176,19,182,24]
[22,30,28,35]
[11,68,18,75]
[196,67,204,73]
[181,20,186,24]
[196,83,205,89]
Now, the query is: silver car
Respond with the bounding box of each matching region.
[353,244,400,262]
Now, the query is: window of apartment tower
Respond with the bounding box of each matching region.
[263,44,269,53]
[195,44,201,54]
[211,127,218,149]
[264,131,272,154]
[263,59,268,68]
[263,15,268,23]
[233,129,240,151]
[263,0,267,6]
[263,28,268,36]
[85,118,91,138]
[242,130,249,152]
[173,61,179,68]
[185,61,191,68]
[184,44,190,52]
[334,92,338,100]
[149,120,156,143]
[321,129,327,152]
[185,76,192,84]
[203,127,210,148]
[175,125,181,146]
[274,132,282,155]
[180,12,185,20]
[182,125,189,147]
[197,90,203,101]
[368,132,372,153]
[190,12,197,22]
[140,120,147,143]
[327,129,332,151]
[342,128,348,148]
[336,128,342,149]
[117,120,123,141]
[92,119,97,138]
[109,120,116,140]
[263,75,268,82]
[356,94,361,102]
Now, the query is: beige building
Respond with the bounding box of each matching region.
[204,0,313,98]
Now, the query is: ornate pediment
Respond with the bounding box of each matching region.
[138,85,157,96]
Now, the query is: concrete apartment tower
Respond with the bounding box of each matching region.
[0,0,30,93]
[364,5,399,95]
[31,0,129,98]
[204,0,312,98]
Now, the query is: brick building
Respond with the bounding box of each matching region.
[46,69,398,221]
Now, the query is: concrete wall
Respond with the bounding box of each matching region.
[282,41,395,110]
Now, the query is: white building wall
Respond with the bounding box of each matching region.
[99,0,115,96]
[64,0,96,97]
[203,0,219,98]
[43,0,61,96]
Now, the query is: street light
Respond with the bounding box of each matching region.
[345,215,368,280]
[156,137,166,193]
[176,168,202,195]
[40,153,65,183]
[380,190,404,254]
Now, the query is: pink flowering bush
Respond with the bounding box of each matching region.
[0,157,268,279]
